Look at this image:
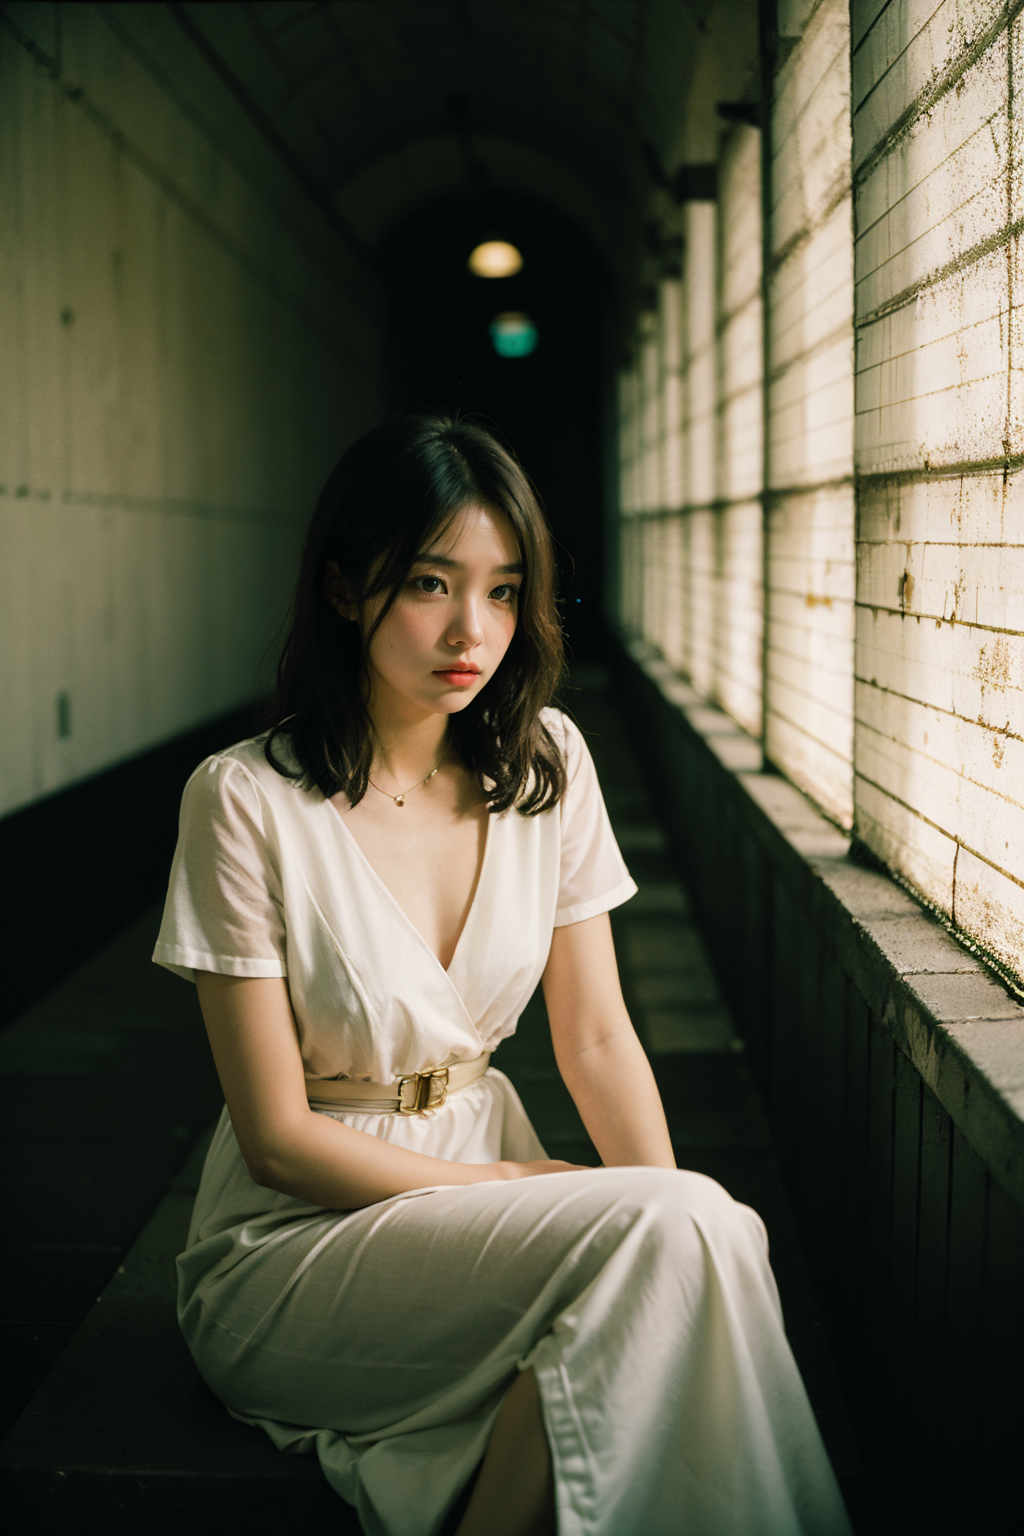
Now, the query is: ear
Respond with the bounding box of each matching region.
[324,559,359,622]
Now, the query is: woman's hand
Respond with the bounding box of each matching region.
[495,1159,593,1179]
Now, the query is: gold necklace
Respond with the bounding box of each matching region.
[368,746,448,808]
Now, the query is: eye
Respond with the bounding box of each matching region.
[490,583,521,604]
[412,574,446,595]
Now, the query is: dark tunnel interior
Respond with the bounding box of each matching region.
[381,190,610,646]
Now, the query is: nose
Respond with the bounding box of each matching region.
[446,591,485,649]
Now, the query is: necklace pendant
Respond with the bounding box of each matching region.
[394,794,405,807]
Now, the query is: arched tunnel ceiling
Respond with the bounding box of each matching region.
[172,0,759,277]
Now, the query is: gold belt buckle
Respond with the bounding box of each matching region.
[396,1066,450,1114]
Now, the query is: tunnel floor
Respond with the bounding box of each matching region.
[1,663,866,1531]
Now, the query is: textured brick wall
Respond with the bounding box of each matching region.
[715,124,764,737]
[616,134,765,736]
[682,203,718,699]
[617,359,642,632]
[616,1,855,826]
[617,288,688,668]
[0,3,385,819]
[765,0,856,829]
[617,0,1022,989]
[616,3,857,823]
[852,0,1024,987]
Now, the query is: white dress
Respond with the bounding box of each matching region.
[153,710,852,1536]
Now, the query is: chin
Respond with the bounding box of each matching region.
[440,691,479,713]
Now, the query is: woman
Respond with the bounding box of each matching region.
[154,412,851,1536]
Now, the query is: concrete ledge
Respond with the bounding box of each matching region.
[621,636,1024,1213]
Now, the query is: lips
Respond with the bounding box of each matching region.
[433,666,481,686]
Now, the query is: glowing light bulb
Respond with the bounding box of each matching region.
[468,241,523,278]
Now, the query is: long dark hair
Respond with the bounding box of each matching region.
[261,412,567,815]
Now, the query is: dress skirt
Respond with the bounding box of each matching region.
[177,1090,852,1536]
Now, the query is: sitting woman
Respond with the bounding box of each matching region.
[153,412,852,1536]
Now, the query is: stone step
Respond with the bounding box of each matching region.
[1,1132,351,1535]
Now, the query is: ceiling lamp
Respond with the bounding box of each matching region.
[468,240,523,278]
[489,312,538,358]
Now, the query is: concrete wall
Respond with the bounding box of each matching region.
[765,0,856,829]
[715,124,764,738]
[618,2,857,826]
[0,3,385,820]
[682,202,719,700]
[851,0,1024,988]
[617,178,764,732]
[615,0,1023,992]
[614,0,763,739]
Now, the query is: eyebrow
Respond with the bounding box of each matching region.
[413,552,525,576]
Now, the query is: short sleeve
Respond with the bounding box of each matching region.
[551,714,638,927]
[152,754,288,983]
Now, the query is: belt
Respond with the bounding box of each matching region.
[305,1052,491,1115]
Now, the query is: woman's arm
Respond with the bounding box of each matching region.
[541,912,676,1169]
[195,971,577,1209]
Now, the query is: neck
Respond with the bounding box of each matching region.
[369,714,450,786]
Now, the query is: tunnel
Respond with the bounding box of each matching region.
[1,3,1023,1533]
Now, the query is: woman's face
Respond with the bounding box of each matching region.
[359,503,523,727]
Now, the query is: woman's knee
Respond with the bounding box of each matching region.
[596,1166,767,1267]
[596,1164,735,1220]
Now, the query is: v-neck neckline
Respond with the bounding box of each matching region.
[324,795,494,978]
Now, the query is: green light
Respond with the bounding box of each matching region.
[489,312,538,358]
